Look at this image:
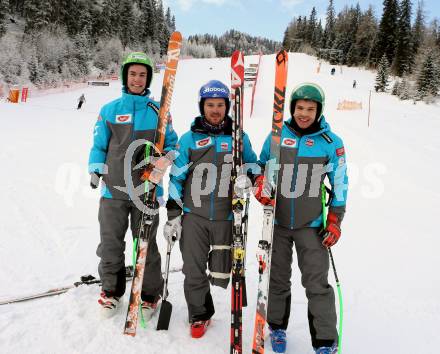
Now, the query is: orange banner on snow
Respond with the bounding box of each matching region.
[8,89,19,103]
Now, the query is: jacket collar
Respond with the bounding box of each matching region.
[191,116,233,136]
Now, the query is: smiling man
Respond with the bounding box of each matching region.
[163,80,258,338]
[254,83,348,354]
[88,52,178,318]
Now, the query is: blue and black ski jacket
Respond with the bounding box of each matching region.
[168,116,258,221]
[88,89,178,200]
[259,116,348,230]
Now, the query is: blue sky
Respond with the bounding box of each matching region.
[164,0,440,41]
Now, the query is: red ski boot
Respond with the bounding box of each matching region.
[190,320,211,338]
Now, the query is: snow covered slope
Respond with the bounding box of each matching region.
[0,53,439,354]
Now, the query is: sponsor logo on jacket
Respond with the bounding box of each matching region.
[195,137,212,148]
[282,138,297,147]
[336,147,345,156]
[115,114,132,123]
[305,138,314,147]
[221,142,229,151]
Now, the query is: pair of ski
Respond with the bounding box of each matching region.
[123,31,182,336]
[230,50,288,354]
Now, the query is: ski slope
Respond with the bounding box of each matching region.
[0,53,439,354]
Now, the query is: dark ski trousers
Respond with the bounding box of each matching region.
[97,197,163,298]
[77,101,84,109]
[267,225,338,347]
[179,213,232,322]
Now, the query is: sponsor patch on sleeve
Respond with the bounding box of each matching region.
[281,138,297,148]
[338,157,346,166]
[97,115,103,122]
[115,114,132,123]
[336,147,345,156]
[195,137,212,148]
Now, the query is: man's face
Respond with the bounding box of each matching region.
[203,98,227,125]
[126,64,148,94]
[293,99,318,129]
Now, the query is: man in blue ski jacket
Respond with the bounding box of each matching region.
[163,80,258,338]
[254,83,348,354]
[88,52,178,317]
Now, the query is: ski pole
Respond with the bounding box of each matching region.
[321,184,344,354]
[156,235,176,330]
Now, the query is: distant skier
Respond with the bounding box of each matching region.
[331,67,336,75]
[253,83,348,354]
[163,80,258,338]
[88,52,178,317]
[353,80,357,89]
[77,94,86,109]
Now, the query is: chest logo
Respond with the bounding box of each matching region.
[221,142,229,151]
[196,137,212,148]
[305,138,314,147]
[116,114,132,123]
[282,138,297,147]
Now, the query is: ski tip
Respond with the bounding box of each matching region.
[275,49,288,65]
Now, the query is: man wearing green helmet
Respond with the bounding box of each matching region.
[88,52,178,318]
[254,83,348,354]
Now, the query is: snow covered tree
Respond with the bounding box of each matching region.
[24,0,51,33]
[393,0,412,76]
[375,54,390,92]
[399,77,411,100]
[99,0,120,38]
[0,0,8,38]
[392,79,401,95]
[322,0,336,48]
[416,50,439,100]
[119,0,135,48]
[370,0,399,66]
[412,1,425,57]
[156,0,169,55]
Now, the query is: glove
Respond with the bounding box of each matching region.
[140,152,173,184]
[163,216,182,243]
[322,212,341,248]
[253,175,275,206]
[90,172,101,189]
[233,174,252,198]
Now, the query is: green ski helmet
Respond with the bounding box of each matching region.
[120,52,154,89]
[289,82,325,121]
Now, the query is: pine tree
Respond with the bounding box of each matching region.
[171,15,176,31]
[119,0,135,48]
[155,0,169,55]
[399,77,411,100]
[412,1,425,57]
[392,79,401,96]
[416,50,439,100]
[99,0,119,38]
[323,0,336,48]
[24,0,52,33]
[307,7,317,44]
[375,54,390,92]
[393,0,412,76]
[0,0,8,38]
[370,0,399,66]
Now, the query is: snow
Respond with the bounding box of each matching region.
[1,53,439,354]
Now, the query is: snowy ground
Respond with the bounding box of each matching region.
[1,53,439,354]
